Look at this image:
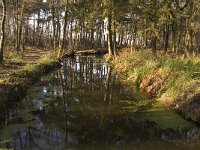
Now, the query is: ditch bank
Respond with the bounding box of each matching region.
[0,53,61,101]
[108,49,200,123]
[61,49,108,57]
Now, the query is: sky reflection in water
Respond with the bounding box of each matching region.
[0,56,200,150]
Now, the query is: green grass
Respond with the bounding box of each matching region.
[111,49,200,107]
[0,52,59,86]
[4,50,25,63]
[109,49,200,123]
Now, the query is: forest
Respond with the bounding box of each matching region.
[0,0,199,60]
[0,0,200,149]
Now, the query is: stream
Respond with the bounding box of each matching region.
[0,56,200,150]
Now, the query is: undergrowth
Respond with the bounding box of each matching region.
[0,51,59,86]
[4,50,25,63]
[110,49,200,108]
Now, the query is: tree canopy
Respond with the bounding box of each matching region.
[0,0,199,62]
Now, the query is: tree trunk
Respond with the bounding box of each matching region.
[164,23,170,53]
[152,0,157,54]
[32,14,36,46]
[52,5,56,50]
[91,28,94,48]
[18,0,25,51]
[70,20,73,47]
[56,13,61,47]
[107,15,113,57]
[112,2,117,56]
[24,16,29,45]
[16,0,19,51]
[172,23,177,53]
[58,1,68,59]
[0,0,6,63]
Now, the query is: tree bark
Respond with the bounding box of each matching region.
[52,4,56,50]
[16,0,19,51]
[58,0,68,59]
[18,0,25,51]
[164,23,170,53]
[0,0,6,63]
[107,15,113,57]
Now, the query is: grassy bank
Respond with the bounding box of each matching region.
[0,50,60,100]
[109,49,200,123]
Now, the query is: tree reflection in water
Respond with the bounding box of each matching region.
[1,56,200,150]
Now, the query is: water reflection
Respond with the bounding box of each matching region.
[1,56,200,150]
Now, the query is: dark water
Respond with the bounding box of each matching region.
[1,56,200,150]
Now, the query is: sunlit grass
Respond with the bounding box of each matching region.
[4,50,25,63]
[110,49,200,108]
[1,51,59,86]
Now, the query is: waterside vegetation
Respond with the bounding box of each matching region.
[109,48,200,123]
[0,0,200,141]
[0,49,60,100]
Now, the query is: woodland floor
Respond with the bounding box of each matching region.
[0,48,50,79]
